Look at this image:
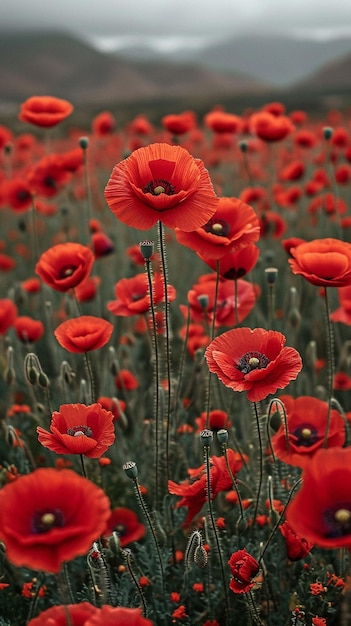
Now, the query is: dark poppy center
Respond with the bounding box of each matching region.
[204,218,230,237]
[67,425,93,437]
[32,508,65,533]
[18,190,31,201]
[237,351,270,374]
[44,176,57,189]
[143,179,176,196]
[324,506,351,538]
[115,523,127,537]
[292,425,318,447]
[58,265,77,278]
[223,268,247,280]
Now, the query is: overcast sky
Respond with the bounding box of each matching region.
[2,0,351,51]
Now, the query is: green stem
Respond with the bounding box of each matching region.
[203,441,230,626]
[323,287,334,447]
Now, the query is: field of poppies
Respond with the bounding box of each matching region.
[1,96,351,625]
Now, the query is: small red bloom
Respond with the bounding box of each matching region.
[104,142,219,231]
[286,447,351,549]
[107,272,176,317]
[0,468,111,573]
[91,232,114,258]
[205,328,302,402]
[175,196,260,259]
[0,299,17,335]
[228,549,260,593]
[204,110,241,134]
[35,242,94,292]
[250,111,294,142]
[37,403,115,458]
[271,395,345,468]
[92,111,116,136]
[279,521,313,561]
[312,618,327,626]
[115,369,139,391]
[172,605,188,620]
[19,95,73,128]
[54,316,113,353]
[27,155,72,198]
[104,507,146,546]
[0,253,16,271]
[200,243,260,279]
[289,238,351,287]
[14,316,44,343]
[84,606,154,626]
[74,276,101,303]
[3,178,32,212]
[162,111,195,135]
[27,603,99,626]
[168,449,245,525]
[195,409,231,433]
[97,396,126,422]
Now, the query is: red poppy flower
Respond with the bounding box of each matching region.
[168,449,245,525]
[91,232,114,258]
[162,111,195,135]
[281,237,306,256]
[19,96,73,128]
[92,111,116,136]
[205,328,302,402]
[204,110,241,134]
[58,148,84,173]
[74,276,101,303]
[279,521,313,561]
[175,196,260,259]
[195,409,231,433]
[228,549,260,594]
[200,243,260,279]
[250,111,294,142]
[3,178,32,212]
[0,253,16,271]
[104,143,219,231]
[14,316,44,343]
[35,242,94,292]
[0,468,110,572]
[107,272,176,317]
[115,369,139,391]
[294,129,316,149]
[27,602,98,626]
[259,211,287,238]
[271,395,345,468]
[286,447,351,549]
[279,160,305,181]
[27,155,72,198]
[97,396,126,421]
[289,238,351,287]
[37,403,115,458]
[180,275,258,327]
[54,316,113,353]
[0,299,17,335]
[21,277,41,294]
[104,507,146,546]
[84,606,153,626]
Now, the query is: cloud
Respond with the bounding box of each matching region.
[2,0,351,42]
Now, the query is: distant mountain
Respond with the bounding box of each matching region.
[295,50,351,92]
[0,31,267,108]
[118,34,351,87]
